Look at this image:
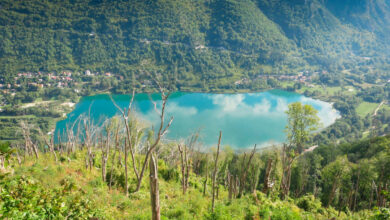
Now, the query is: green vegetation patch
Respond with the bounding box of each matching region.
[356,102,379,118]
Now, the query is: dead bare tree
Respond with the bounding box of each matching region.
[177,143,187,194]
[65,124,72,156]
[212,131,222,212]
[149,152,160,220]
[110,89,138,195]
[249,162,260,194]
[234,175,239,198]
[109,118,121,190]
[203,155,209,197]
[101,120,112,182]
[227,172,233,201]
[110,83,174,195]
[238,144,257,197]
[178,133,199,194]
[82,113,98,171]
[262,158,273,194]
[15,145,22,165]
[64,116,81,155]
[19,120,39,160]
[39,128,57,162]
[147,88,175,220]
[57,131,63,157]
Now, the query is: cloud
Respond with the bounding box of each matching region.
[210,94,275,117]
[299,96,341,127]
[253,99,271,114]
[60,91,340,149]
[166,102,198,116]
[211,94,245,112]
[275,98,289,113]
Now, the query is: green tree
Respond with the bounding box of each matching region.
[321,156,352,207]
[281,102,320,199]
[285,102,320,153]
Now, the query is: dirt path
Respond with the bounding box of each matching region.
[21,100,53,108]
[373,101,385,116]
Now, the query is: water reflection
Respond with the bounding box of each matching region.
[55,90,340,149]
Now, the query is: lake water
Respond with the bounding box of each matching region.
[54,90,340,149]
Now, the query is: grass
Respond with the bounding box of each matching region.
[5,152,214,219]
[0,150,378,220]
[356,102,380,118]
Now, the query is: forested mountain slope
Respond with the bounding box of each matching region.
[1,0,390,84]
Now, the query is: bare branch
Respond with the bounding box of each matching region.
[127,88,136,119]
[109,94,125,117]
[161,116,174,137]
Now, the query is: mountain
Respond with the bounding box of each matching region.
[1,0,389,84]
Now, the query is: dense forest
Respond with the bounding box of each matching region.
[1,0,390,87]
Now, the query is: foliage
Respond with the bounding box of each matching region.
[371,208,390,220]
[296,194,322,212]
[1,0,390,85]
[0,175,105,219]
[285,102,320,153]
[1,133,387,219]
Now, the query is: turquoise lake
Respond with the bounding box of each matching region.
[54,90,340,149]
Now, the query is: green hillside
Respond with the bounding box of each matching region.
[1,0,390,85]
[1,133,389,219]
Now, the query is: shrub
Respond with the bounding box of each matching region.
[270,206,301,220]
[159,167,179,182]
[296,194,322,212]
[0,175,106,219]
[371,208,390,220]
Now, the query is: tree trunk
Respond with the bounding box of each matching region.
[102,132,110,182]
[353,170,360,211]
[216,185,219,199]
[0,157,4,170]
[228,173,233,201]
[369,181,375,209]
[185,146,190,191]
[212,131,222,212]
[109,130,119,190]
[327,176,340,207]
[31,142,39,160]
[50,136,58,162]
[178,144,187,194]
[234,176,239,198]
[203,167,208,196]
[281,144,294,200]
[238,144,256,197]
[124,139,129,196]
[109,147,117,189]
[338,188,344,217]
[16,151,22,165]
[149,153,160,220]
[263,158,273,194]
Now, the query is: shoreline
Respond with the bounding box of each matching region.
[55,88,339,150]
